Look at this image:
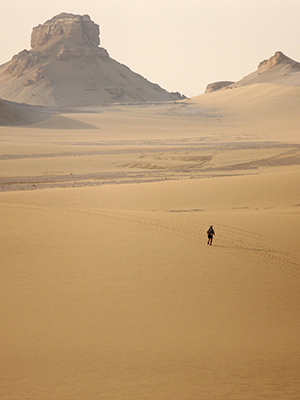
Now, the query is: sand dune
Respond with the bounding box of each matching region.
[193,83,300,142]
[1,82,300,399]
[0,98,50,126]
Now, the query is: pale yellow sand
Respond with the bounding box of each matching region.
[1,84,300,399]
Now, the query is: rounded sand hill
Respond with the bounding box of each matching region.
[0,98,49,125]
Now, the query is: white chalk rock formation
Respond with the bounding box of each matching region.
[0,13,185,106]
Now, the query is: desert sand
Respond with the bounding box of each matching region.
[1,82,300,399]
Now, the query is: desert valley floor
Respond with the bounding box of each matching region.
[1,84,300,399]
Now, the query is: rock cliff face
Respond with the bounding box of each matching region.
[205,81,234,94]
[257,51,300,71]
[0,13,185,106]
[31,13,100,48]
[205,51,300,93]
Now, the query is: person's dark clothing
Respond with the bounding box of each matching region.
[207,226,215,245]
[207,227,215,237]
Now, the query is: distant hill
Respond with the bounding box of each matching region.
[205,51,300,93]
[0,13,185,107]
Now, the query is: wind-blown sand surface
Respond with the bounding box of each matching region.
[1,83,300,399]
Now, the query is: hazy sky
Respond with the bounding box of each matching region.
[1,0,300,97]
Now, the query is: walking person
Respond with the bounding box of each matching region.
[207,225,215,246]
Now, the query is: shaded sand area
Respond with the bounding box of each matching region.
[1,84,300,399]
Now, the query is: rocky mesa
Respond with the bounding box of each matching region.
[0,13,185,106]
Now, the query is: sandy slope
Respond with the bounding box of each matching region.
[192,83,300,142]
[1,83,300,399]
[0,98,50,125]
